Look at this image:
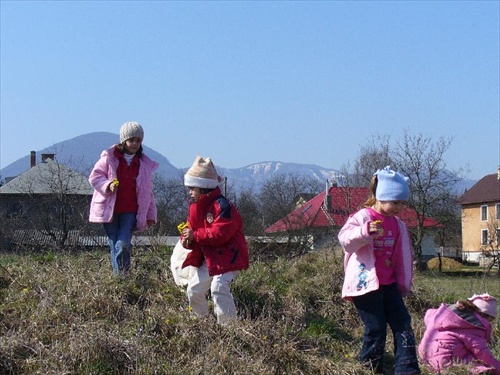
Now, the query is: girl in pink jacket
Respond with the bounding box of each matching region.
[418,293,499,374]
[338,167,420,375]
[89,122,158,275]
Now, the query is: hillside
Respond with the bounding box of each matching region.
[0,132,343,192]
[0,132,476,193]
[0,132,181,181]
[0,247,498,374]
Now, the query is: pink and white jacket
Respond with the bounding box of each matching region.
[338,208,414,301]
[88,146,158,232]
[418,303,500,374]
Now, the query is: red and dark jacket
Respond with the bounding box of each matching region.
[181,187,249,276]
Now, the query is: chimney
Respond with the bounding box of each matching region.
[30,151,36,168]
[497,166,500,180]
[41,153,55,162]
[324,179,332,212]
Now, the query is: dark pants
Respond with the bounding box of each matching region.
[103,213,136,275]
[352,284,420,375]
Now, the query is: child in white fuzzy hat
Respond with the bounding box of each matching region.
[338,166,420,374]
[180,156,249,325]
[419,293,500,374]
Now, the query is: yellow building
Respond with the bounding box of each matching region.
[459,168,500,264]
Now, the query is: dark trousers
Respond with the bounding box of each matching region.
[352,284,420,375]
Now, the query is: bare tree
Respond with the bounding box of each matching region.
[0,157,93,250]
[351,129,468,266]
[258,172,323,229]
[152,173,189,235]
[427,189,462,251]
[392,130,467,263]
[255,173,325,257]
[482,212,500,274]
[235,188,263,236]
[352,134,393,186]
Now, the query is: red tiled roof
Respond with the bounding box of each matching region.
[459,173,500,205]
[264,186,442,233]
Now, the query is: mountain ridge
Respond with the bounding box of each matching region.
[0,132,344,192]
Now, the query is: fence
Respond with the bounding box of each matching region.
[437,246,462,260]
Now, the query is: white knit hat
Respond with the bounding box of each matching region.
[468,293,498,319]
[120,122,144,144]
[184,156,220,189]
[374,166,410,201]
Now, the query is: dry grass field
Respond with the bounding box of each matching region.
[0,247,498,374]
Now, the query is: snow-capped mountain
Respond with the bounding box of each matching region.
[0,132,342,192]
[218,162,343,192]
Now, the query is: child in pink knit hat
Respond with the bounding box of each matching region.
[468,293,498,321]
[419,293,500,374]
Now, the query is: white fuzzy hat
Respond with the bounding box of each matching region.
[374,166,410,201]
[120,122,144,144]
[468,293,498,319]
[184,156,220,189]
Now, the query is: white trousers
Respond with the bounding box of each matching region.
[187,261,240,324]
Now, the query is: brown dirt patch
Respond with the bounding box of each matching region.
[427,257,463,270]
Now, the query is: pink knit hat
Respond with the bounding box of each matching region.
[184,156,221,189]
[468,293,498,319]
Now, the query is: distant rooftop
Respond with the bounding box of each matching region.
[460,170,500,205]
[0,158,92,195]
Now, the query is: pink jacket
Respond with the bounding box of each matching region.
[418,303,500,374]
[338,208,414,301]
[88,146,158,232]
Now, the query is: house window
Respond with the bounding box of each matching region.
[496,203,500,220]
[480,205,488,221]
[481,229,489,246]
[497,229,500,246]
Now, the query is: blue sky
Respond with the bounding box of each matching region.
[1,1,498,180]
